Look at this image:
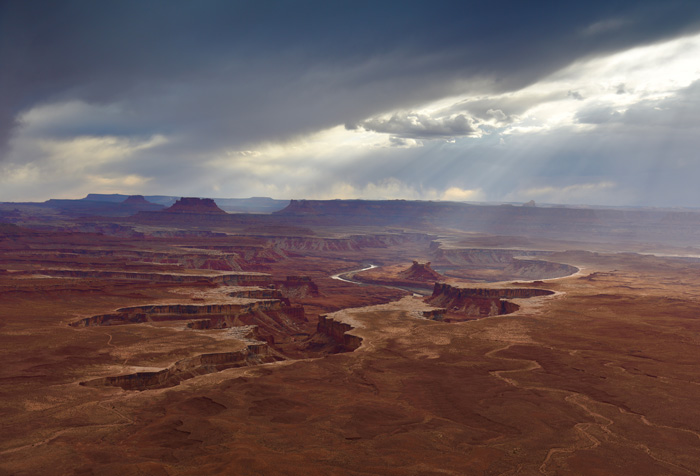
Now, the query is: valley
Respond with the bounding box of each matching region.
[1,197,700,475]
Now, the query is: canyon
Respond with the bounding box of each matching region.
[1,197,700,475]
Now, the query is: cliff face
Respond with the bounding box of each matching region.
[429,247,578,281]
[426,283,553,317]
[82,343,279,391]
[316,315,362,352]
[263,233,433,253]
[71,299,296,327]
[276,276,320,298]
[229,288,284,300]
[430,283,554,300]
[35,269,245,284]
[40,270,319,297]
[422,309,446,321]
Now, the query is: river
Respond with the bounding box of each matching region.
[330,264,378,284]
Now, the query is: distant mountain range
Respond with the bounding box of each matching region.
[83,193,289,213]
[4,195,700,248]
[0,194,290,217]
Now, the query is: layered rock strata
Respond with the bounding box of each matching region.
[316,315,362,352]
[82,342,279,391]
[427,283,554,317]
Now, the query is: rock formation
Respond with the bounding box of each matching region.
[397,261,443,281]
[163,197,227,214]
[316,314,362,352]
[426,283,554,318]
[82,342,280,391]
[121,195,153,205]
[351,260,444,292]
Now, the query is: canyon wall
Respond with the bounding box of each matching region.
[82,343,278,391]
[426,283,553,317]
[316,315,362,352]
[429,246,578,281]
[71,299,292,327]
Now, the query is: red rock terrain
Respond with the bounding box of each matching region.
[1,199,700,475]
[398,260,442,281]
[353,260,444,292]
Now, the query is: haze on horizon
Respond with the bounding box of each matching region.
[2,1,700,207]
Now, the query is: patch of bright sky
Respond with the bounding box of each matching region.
[212,125,397,179]
[38,134,167,169]
[232,31,700,202]
[498,31,700,134]
[1,127,165,200]
[4,31,699,203]
[242,32,700,164]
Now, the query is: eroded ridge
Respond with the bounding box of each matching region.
[81,327,281,391]
[315,314,363,352]
[63,264,370,391]
[426,283,554,318]
[78,305,364,391]
[429,245,579,281]
[70,300,299,328]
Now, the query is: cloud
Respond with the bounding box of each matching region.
[1,1,700,205]
[388,136,423,148]
[326,178,434,200]
[354,112,478,140]
[3,1,699,151]
[568,90,584,100]
[581,18,630,37]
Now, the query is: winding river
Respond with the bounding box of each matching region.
[331,264,428,296]
[330,264,378,284]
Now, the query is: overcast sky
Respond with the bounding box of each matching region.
[2,1,700,206]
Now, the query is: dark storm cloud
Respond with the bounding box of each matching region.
[2,0,700,157]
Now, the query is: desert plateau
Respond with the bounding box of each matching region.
[4,2,700,474]
[0,195,699,475]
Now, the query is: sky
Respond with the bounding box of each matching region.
[2,1,700,207]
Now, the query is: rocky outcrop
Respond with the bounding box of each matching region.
[422,309,446,321]
[275,276,320,298]
[426,283,553,317]
[397,261,443,282]
[316,315,362,352]
[351,261,442,292]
